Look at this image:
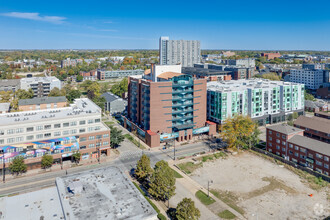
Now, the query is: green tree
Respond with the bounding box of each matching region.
[76,75,83,82]
[0,91,13,103]
[148,160,176,201]
[87,82,100,99]
[135,154,153,182]
[92,96,106,110]
[176,198,201,220]
[72,151,81,164]
[68,69,75,76]
[48,87,65,97]
[80,80,93,91]
[110,127,124,148]
[15,88,34,99]
[110,78,128,97]
[41,154,53,169]
[66,89,81,102]
[304,90,316,101]
[9,156,27,175]
[220,115,260,150]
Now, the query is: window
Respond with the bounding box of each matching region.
[276,133,280,137]
[103,133,109,138]
[89,143,95,148]
[282,141,286,145]
[71,129,77,134]
[316,160,322,166]
[289,150,293,155]
[16,137,23,142]
[63,122,69,127]
[70,121,77,126]
[95,126,101,131]
[292,158,298,163]
[63,139,70,144]
[80,145,86,149]
[300,155,305,159]
[7,138,15,143]
[289,144,293,148]
[54,124,61,128]
[96,142,101,147]
[0,139,4,144]
[276,145,280,150]
[294,152,299,157]
[88,119,94,124]
[295,146,299,150]
[63,130,69,135]
[55,141,61,145]
[37,125,43,131]
[282,135,286,139]
[36,134,43,139]
[44,133,51,138]
[95,118,101,123]
[79,128,86,133]
[324,164,329,169]
[282,147,286,152]
[103,141,109,146]
[276,139,280,144]
[324,156,329,162]
[7,129,15,134]
[300,148,306,153]
[16,128,23,133]
[44,125,51,130]
[268,136,272,141]
[0,130,4,135]
[96,135,102,139]
[27,127,34,132]
[316,153,323,159]
[54,131,61,137]
[268,130,272,134]
[88,127,94,132]
[79,120,86,125]
[89,136,95,140]
[80,137,87,142]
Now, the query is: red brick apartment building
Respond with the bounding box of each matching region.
[124,65,216,147]
[294,115,330,143]
[314,111,330,120]
[261,52,281,60]
[266,124,330,176]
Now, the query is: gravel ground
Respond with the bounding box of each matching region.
[190,152,329,220]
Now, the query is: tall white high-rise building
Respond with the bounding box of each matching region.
[159,36,201,67]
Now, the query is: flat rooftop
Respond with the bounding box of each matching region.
[20,76,60,84]
[0,98,101,126]
[18,96,67,106]
[56,166,158,220]
[0,187,64,220]
[267,123,303,135]
[207,79,303,92]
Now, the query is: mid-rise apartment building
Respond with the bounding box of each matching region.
[18,96,67,111]
[225,58,255,68]
[266,124,329,176]
[125,64,216,147]
[0,98,110,170]
[294,115,330,143]
[207,79,305,125]
[289,69,324,90]
[159,36,201,67]
[99,69,144,79]
[0,79,20,92]
[61,58,83,68]
[20,77,62,97]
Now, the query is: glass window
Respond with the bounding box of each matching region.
[88,119,94,124]
[103,141,109,146]
[95,126,101,131]
[44,125,51,130]
[0,139,4,144]
[63,130,69,135]
[80,137,86,142]
[63,122,69,127]
[71,129,77,134]
[276,133,280,137]
[89,136,95,140]
[70,121,77,126]
[37,125,43,131]
[324,164,329,169]
[89,143,95,148]
[27,127,34,132]
[96,135,102,139]
[103,134,109,138]
[79,128,86,133]
[289,144,293,148]
[79,120,86,125]
[54,123,61,128]
[16,128,23,133]
[95,118,101,123]
[36,134,43,139]
[316,160,322,166]
[282,135,286,139]
[268,130,272,134]
[295,146,299,150]
[7,138,15,143]
[16,137,23,142]
[324,156,329,162]
[44,133,51,137]
[7,129,15,134]
[54,131,61,137]
[0,130,4,135]
[316,153,323,159]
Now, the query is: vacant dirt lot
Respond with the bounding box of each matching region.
[190,151,329,220]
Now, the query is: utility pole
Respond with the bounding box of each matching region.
[173,138,176,161]
[0,150,5,183]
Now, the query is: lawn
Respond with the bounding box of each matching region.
[195,190,215,205]
[171,168,183,178]
[177,162,202,174]
[218,210,236,219]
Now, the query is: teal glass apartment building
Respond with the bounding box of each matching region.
[207,79,305,125]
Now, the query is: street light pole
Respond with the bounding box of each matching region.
[173,138,176,161]
[0,150,5,183]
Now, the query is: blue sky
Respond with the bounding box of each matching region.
[0,0,329,50]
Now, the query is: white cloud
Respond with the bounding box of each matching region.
[1,12,66,24]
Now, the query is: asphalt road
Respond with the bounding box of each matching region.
[0,139,213,196]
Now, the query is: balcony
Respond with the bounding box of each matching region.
[172,88,194,94]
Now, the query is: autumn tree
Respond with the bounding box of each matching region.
[220,115,260,150]
[135,154,153,183]
[87,82,100,99]
[148,160,176,201]
[15,88,34,99]
[176,198,201,220]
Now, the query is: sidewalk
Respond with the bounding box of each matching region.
[168,160,246,220]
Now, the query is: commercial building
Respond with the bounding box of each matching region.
[101,92,127,114]
[159,36,201,67]
[20,77,62,97]
[266,124,329,176]
[224,66,254,80]
[0,98,110,170]
[182,64,232,81]
[0,79,20,92]
[18,96,67,111]
[302,63,325,70]
[207,79,305,125]
[261,52,281,60]
[225,58,255,68]
[0,166,158,220]
[289,69,324,90]
[294,115,330,143]
[98,69,144,79]
[125,64,216,147]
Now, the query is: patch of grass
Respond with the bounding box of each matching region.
[104,121,115,127]
[124,134,146,149]
[157,213,167,220]
[211,190,245,215]
[133,182,160,214]
[218,210,236,219]
[198,151,227,163]
[177,162,202,174]
[171,168,183,178]
[195,190,215,205]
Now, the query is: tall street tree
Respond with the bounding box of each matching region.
[9,156,27,175]
[176,198,201,220]
[110,127,124,148]
[41,154,53,169]
[148,160,176,201]
[135,154,153,183]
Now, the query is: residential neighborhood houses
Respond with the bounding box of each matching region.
[0,36,329,220]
